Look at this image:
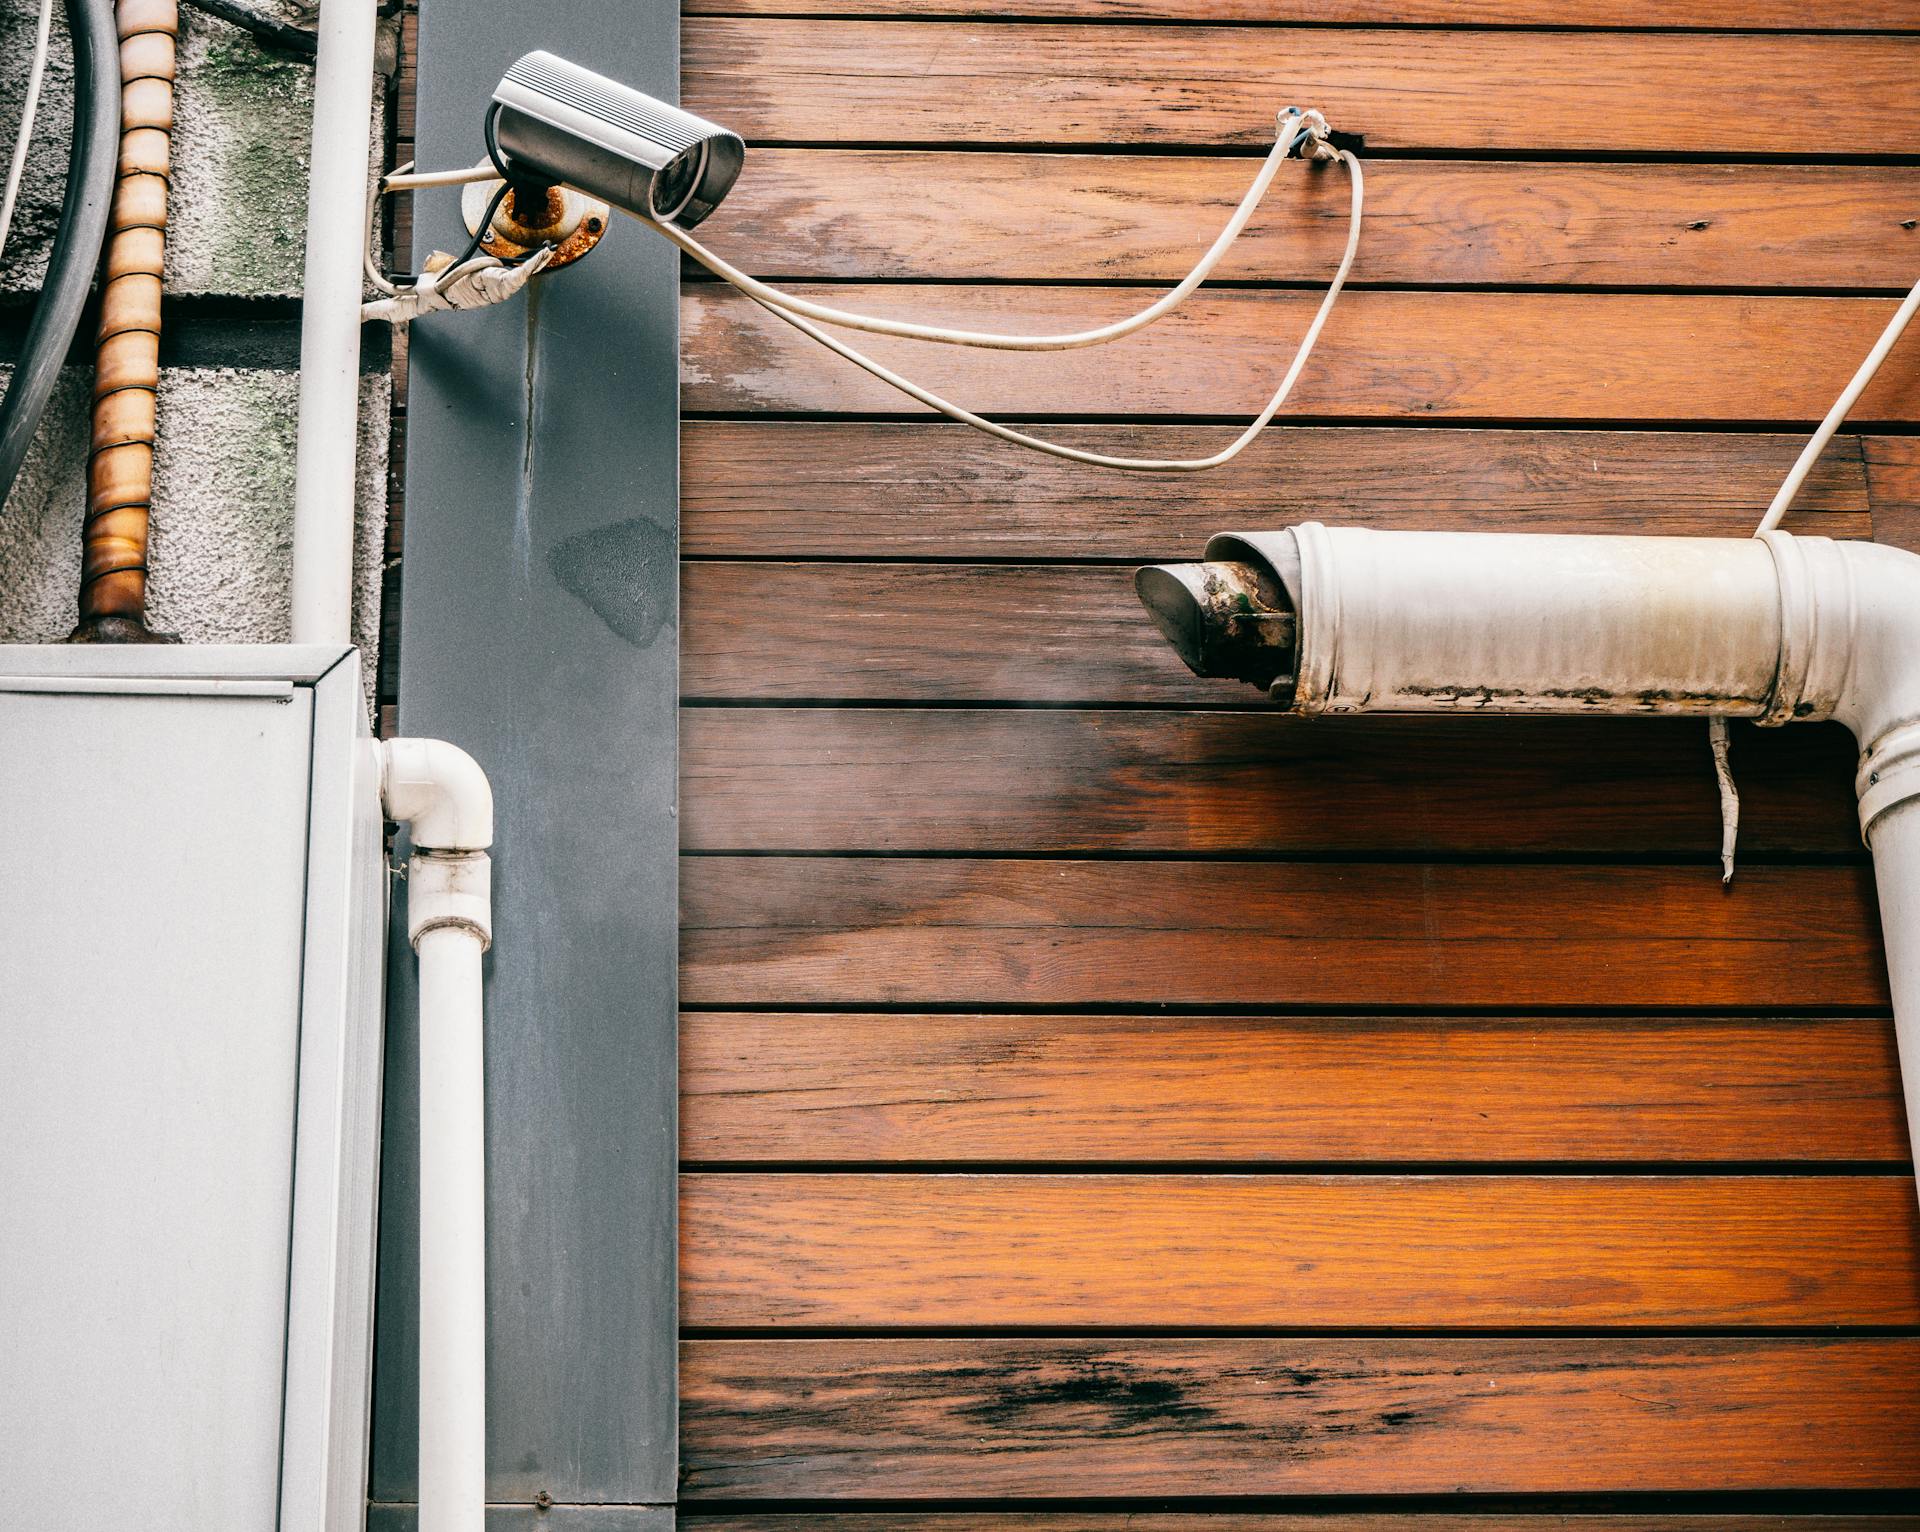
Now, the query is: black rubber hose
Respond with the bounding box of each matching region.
[179,0,315,58]
[0,0,120,512]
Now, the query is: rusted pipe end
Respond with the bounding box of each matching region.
[66,612,180,644]
[1135,559,1298,697]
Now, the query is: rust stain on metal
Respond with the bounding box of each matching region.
[480,184,611,272]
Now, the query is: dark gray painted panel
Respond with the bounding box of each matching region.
[374,0,680,1509]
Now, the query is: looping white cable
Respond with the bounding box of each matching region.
[364,161,510,295]
[0,0,56,263]
[728,150,1362,473]
[648,111,1362,474]
[655,107,1326,353]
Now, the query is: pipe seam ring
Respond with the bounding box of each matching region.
[406,848,494,950]
[408,911,494,954]
[1756,530,1811,727]
[1290,519,1337,713]
[1857,721,1920,846]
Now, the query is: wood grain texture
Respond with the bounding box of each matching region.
[696,155,1920,289]
[680,712,1863,854]
[686,0,1920,23]
[679,860,1888,1010]
[683,23,1920,152]
[682,424,1871,558]
[681,289,1920,422]
[684,1519,1920,1532]
[1869,434,1920,552]
[679,1337,1920,1497]
[681,562,1251,703]
[680,1013,1910,1164]
[682,1174,1920,1328]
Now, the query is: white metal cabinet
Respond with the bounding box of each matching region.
[0,646,388,1532]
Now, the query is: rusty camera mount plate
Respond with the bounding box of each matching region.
[460,179,611,271]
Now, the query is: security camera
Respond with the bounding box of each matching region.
[490,51,744,229]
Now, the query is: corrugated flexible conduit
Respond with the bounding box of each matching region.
[74,0,177,641]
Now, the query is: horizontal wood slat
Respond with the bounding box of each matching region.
[679,859,1888,1010]
[684,1519,1920,1532]
[1870,434,1920,551]
[682,562,1248,703]
[683,23,1920,152]
[680,1013,1909,1164]
[687,0,1920,25]
[679,1337,1920,1498]
[681,423,1873,558]
[681,289,1920,422]
[698,155,1920,289]
[680,712,1863,854]
[682,1174,1920,1328]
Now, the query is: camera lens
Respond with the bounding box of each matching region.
[650,142,708,222]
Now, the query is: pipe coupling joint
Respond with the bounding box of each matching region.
[407,848,493,952]
[1858,722,1920,847]
[1756,531,1847,727]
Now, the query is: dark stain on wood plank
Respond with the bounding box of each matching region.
[684,23,1920,153]
[679,859,1889,1010]
[694,156,1920,290]
[682,424,1872,559]
[680,1013,1910,1164]
[679,1337,1920,1497]
[681,289,1920,422]
[680,712,1863,853]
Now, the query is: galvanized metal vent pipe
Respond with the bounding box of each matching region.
[1140,525,1920,1191]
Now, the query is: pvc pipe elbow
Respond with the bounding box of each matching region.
[1807,538,1920,749]
[379,737,495,851]
[1797,537,1920,844]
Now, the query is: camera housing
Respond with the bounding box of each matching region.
[490,51,745,229]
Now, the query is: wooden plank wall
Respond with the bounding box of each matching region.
[673,1,1920,1522]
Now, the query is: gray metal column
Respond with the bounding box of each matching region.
[371,3,679,1526]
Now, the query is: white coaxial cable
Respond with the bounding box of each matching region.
[0,0,57,262]
[653,109,1327,352]
[1755,274,1920,535]
[710,149,1364,474]
[363,161,503,294]
[382,161,500,192]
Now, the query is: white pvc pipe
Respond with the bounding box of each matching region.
[380,739,494,1532]
[1869,797,1920,1176]
[290,0,379,646]
[415,922,486,1532]
[1141,526,1920,1185]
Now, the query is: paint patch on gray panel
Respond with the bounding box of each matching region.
[548,518,674,648]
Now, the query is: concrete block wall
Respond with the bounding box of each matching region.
[0,0,393,664]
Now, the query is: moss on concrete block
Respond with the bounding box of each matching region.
[0,2,389,299]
